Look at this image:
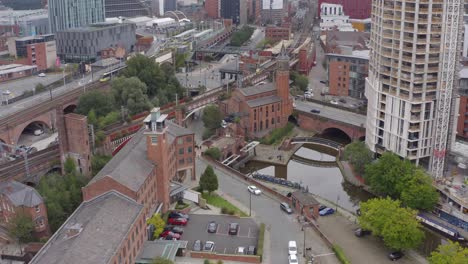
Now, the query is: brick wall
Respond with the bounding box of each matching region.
[328,60,350,96]
[82,176,137,202]
[457,95,468,139]
[190,251,261,263]
[64,113,91,176]
[111,208,146,264]
[297,111,365,140]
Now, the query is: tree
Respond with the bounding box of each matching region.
[343,141,373,175]
[9,213,35,244]
[204,147,221,160]
[294,74,309,91]
[358,198,424,250]
[364,152,414,198]
[151,257,174,264]
[202,105,223,130]
[147,214,166,239]
[199,165,219,193]
[91,154,112,176]
[429,242,468,264]
[400,169,439,210]
[64,157,76,174]
[35,83,46,93]
[111,77,152,115]
[230,26,255,46]
[87,109,98,127]
[76,91,115,117]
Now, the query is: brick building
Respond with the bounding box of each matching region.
[205,0,219,18]
[0,181,50,240]
[265,25,291,42]
[30,191,146,264]
[291,190,320,220]
[61,113,92,177]
[8,34,57,71]
[318,0,371,19]
[327,50,368,99]
[0,64,37,82]
[224,45,293,138]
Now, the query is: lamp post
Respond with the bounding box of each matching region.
[249,190,252,217]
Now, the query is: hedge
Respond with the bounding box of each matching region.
[257,223,266,261]
[332,244,351,264]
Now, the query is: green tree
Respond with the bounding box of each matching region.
[35,83,46,93]
[202,105,223,130]
[429,242,468,264]
[364,152,414,197]
[230,26,255,46]
[400,169,438,210]
[151,257,174,264]
[199,165,219,193]
[147,214,166,239]
[98,111,121,128]
[343,141,373,175]
[76,91,115,117]
[111,77,152,115]
[294,74,309,91]
[358,198,424,250]
[204,147,221,160]
[87,109,98,127]
[91,154,112,176]
[9,213,35,244]
[64,157,76,174]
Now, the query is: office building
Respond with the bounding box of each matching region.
[318,0,371,19]
[1,0,44,10]
[319,3,356,32]
[14,34,57,71]
[48,0,105,33]
[458,67,468,140]
[55,22,136,63]
[0,9,49,37]
[164,0,177,12]
[328,51,368,99]
[220,0,247,25]
[261,0,285,24]
[104,0,151,18]
[365,0,462,176]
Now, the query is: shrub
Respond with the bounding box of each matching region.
[228,209,235,215]
[216,260,223,264]
[257,223,265,260]
[203,260,211,264]
[204,147,221,160]
[221,207,228,214]
[260,122,295,145]
[332,245,351,264]
[202,129,215,140]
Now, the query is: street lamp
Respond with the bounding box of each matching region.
[249,190,252,217]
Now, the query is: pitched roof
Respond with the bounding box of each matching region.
[246,95,281,108]
[0,181,43,207]
[89,130,154,192]
[30,191,143,264]
[240,83,276,97]
[292,191,319,205]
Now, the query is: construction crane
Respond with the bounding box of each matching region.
[430,0,463,178]
[0,142,31,179]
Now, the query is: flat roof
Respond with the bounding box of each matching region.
[30,191,143,264]
[0,64,36,75]
[460,66,468,79]
[240,83,276,97]
[135,240,188,263]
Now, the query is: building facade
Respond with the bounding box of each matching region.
[220,0,246,25]
[55,22,136,63]
[14,34,57,71]
[205,0,219,18]
[265,25,291,42]
[0,181,50,240]
[48,0,105,33]
[0,64,37,82]
[104,0,151,18]
[261,0,285,25]
[164,0,177,12]
[0,9,49,37]
[458,67,468,140]
[319,3,355,32]
[318,0,372,19]
[365,0,460,167]
[327,51,368,99]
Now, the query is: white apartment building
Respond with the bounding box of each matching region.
[319,3,356,32]
[365,0,462,170]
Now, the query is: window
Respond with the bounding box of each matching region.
[35,205,40,213]
[188,147,192,153]
[179,148,184,155]
[272,105,275,112]
[272,118,275,125]
[177,138,183,144]
[266,119,269,129]
[254,109,257,120]
[187,157,193,163]
[254,122,257,132]
[179,159,185,165]
[151,136,158,144]
[186,137,192,142]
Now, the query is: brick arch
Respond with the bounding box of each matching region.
[321,127,352,144]
[11,116,53,145]
[63,104,77,114]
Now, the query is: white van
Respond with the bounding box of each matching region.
[288,241,297,255]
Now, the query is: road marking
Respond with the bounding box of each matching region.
[314,253,336,257]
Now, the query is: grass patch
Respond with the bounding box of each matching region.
[175,200,190,210]
[201,192,247,217]
[257,223,265,261]
[332,244,351,264]
[260,122,295,145]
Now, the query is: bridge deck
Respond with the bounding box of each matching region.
[294,100,366,128]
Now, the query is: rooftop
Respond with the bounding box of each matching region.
[89,130,155,192]
[0,181,43,207]
[460,66,468,79]
[0,64,36,75]
[292,191,320,205]
[246,95,281,108]
[30,191,143,264]
[59,22,134,33]
[240,83,276,97]
[135,240,187,263]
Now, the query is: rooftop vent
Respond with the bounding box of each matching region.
[64,223,83,240]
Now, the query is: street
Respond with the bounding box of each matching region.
[196,158,340,264]
[295,100,366,127]
[2,73,64,100]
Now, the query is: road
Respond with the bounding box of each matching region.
[2,73,64,100]
[295,100,366,127]
[196,158,340,264]
[0,68,109,119]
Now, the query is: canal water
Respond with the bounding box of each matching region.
[241,144,448,256]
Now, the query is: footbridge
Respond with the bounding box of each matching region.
[291,137,343,151]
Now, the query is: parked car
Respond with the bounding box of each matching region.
[310,109,320,114]
[339,98,347,104]
[203,241,215,252]
[320,80,327,84]
[319,207,335,216]
[330,99,339,105]
[168,211,189,220]
[228,223,239,235]
[207,221,217,233]
[319,205,327,211]
[221,120,228,128]
[354,228,372,237]
[193,240,202,251]
[38,73,46,77]
[288,241,297,255]
[163,234,178,240]
[159,231,181,239]
[247,246,256,255]
[247,185,262,195]
[388,251,404,261]
[280,202,292,214]
[288,254,299,264]
[163,226,184,234]
[237,246,246,255]
[34,129,44,136]
[167,218,188,226]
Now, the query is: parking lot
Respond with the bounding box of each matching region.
[183,214,258,255]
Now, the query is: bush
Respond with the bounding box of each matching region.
[221,207,228,214]
[217,261,223,264]
[202,129,215,140]
[260,122,295,145]
[204,147,221,160]
[332,245,351,264]
[230,26,255,46]
[257,223,265,260]
[203,260,211,264]
[228,209,235,215]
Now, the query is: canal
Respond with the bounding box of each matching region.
[241,144,448,256]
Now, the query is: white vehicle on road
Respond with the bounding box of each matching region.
[34,129,44,136]
[247,185,262,195]
[38,73,46,77]
[330,99,339,105]
[288,241,297,255]
[288,254,299,264]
